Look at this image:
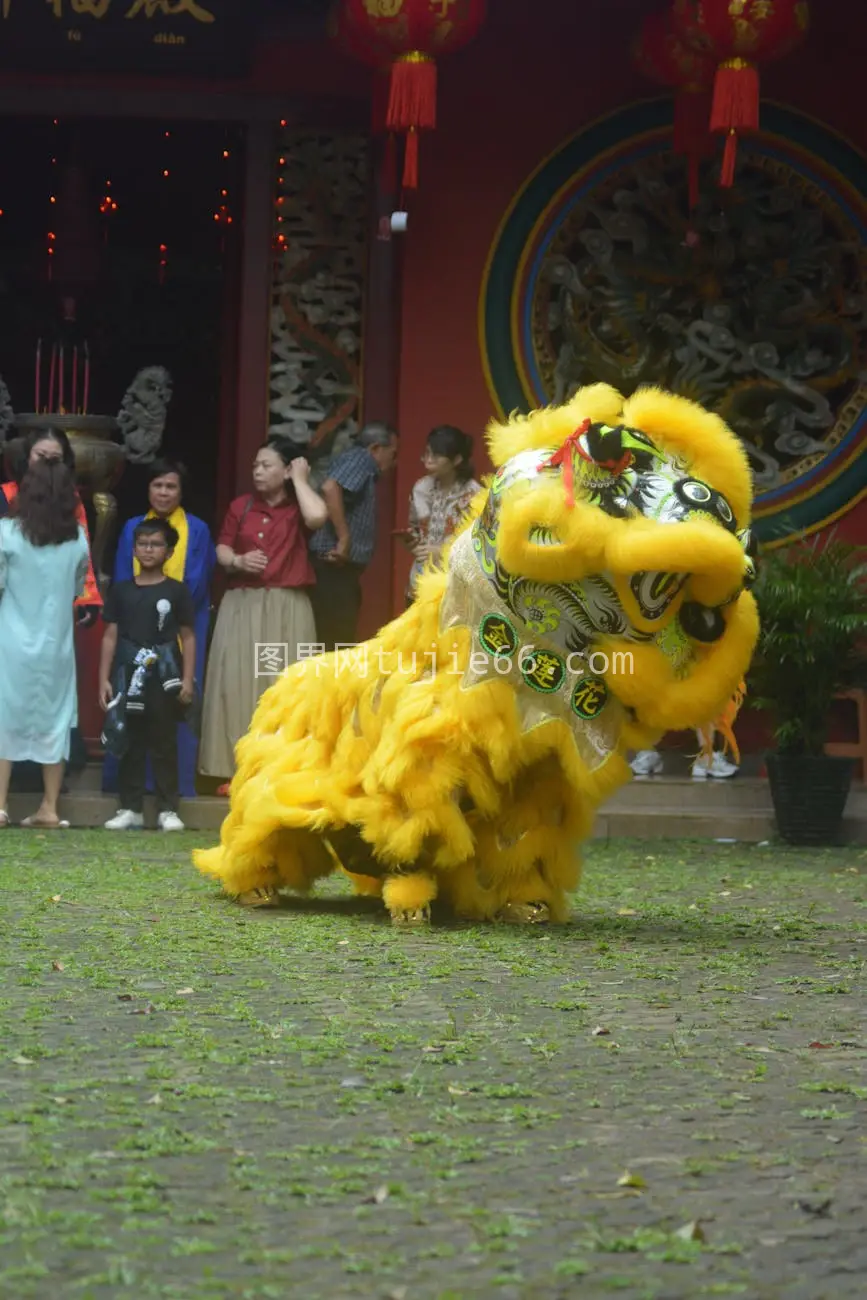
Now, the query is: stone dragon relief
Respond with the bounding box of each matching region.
[269,131,368,483]
[533,151,867,491]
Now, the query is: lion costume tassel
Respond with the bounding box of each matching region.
[193,385,758,925]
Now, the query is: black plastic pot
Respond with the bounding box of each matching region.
[766,753,855,846]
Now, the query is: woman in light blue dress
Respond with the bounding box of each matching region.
[0,459,89,829]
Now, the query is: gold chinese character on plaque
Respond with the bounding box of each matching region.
[125,0,215,21]
[364,0,404,18]
[44,0,114,12]
[73,0,113,15]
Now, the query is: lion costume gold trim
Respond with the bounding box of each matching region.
[193,385,758,924]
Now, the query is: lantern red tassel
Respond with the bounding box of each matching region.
[387,51,437,132]
[403,128,420,192]
[388,51,436,190]
[710,58,759,186]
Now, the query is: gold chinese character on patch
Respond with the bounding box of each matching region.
[571,677,609,721]
[521,649,566,694]
[479,613,518,659]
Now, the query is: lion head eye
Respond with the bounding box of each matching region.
[681,480,712,504]
[679,601,725,643]
[674,480,737,533]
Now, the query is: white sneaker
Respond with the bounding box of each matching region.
[692,751,739,780]
[105,809,144,830]
[631,749,664,778]
[158,811,185,832]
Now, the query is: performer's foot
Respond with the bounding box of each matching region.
[495,900,551,925]
[234,887,281,908]
[692,751,739,780]
[390,905,431,927]
[630,749,664,778]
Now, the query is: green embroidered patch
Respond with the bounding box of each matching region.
[520,648,566,694]
[571,676,608,720]
[479,613,518,659]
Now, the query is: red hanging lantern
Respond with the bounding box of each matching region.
[671,0,810,187]
[633,9,717,211]
[334,0,487,192]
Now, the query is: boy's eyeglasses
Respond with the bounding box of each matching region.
[136,541,167,550]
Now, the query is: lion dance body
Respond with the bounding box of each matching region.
[194,385,759,924]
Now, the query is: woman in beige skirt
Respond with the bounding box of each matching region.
[199,437,328,790]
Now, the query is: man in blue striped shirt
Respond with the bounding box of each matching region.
[309,422,399,652]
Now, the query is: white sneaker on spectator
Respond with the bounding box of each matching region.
[105,809,144,830]
[631,749,664,778]
[158,811,185,832]
[692,752,739,780]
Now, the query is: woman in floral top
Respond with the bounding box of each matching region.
[404,426,482,604]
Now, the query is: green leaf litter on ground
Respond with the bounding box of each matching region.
[0,832,865,1298]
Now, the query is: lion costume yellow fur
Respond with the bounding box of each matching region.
[194,385,758,924]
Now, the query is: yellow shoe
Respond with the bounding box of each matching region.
[494,901,552,925]
[235,887,281,908]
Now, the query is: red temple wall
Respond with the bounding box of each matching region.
[393,0,867,608]
[10,3,867,758]
[386,0,867,757]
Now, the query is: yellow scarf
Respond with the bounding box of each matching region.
[133,507,189,581]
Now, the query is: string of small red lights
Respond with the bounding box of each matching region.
[47,117,59,280]
[159,128,171,284]
[99,177,118,228]
[37,120,236,289]
[213,130,234,258]
[275,119,288,257]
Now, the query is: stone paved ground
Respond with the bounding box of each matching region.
[1,832,866,1300]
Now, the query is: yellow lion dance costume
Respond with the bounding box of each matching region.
[194,385,758,925]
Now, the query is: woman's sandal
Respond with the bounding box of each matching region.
[0,811,10,829]
[20,815,70,830]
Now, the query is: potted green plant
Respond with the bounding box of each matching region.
[749,533,867,845]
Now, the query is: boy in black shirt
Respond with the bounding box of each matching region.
[99,519,196,831]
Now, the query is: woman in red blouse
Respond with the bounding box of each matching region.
[198,437,328,787]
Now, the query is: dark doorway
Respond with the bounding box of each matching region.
[0,115,244,543]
